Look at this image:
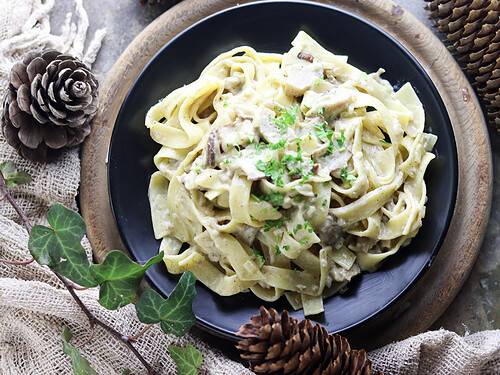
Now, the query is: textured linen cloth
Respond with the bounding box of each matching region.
[0,1,498,374]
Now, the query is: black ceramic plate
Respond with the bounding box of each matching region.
[108,1,457,341]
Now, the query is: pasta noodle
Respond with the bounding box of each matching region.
[146,32,437,316]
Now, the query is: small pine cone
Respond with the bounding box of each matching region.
[236,306,382,375]
[425,0,499,129]
[1,50,98,162]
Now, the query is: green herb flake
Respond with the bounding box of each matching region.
[269,139,286,150]
[298,238,309,246]
[222,159,232,165]
[256,159,285,187]
[314,123,335,155]
[273,105,299,134]
[254,142,266,154]
[336,130,346,149]
[340,167,356,187]
[318,107,325,116]
[303,221,314,233]
[263,218,285,232]
[253,249,265,267]
[283,245,290,252]
[259,192,285,208]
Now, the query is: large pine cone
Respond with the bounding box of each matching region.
[425,0,499,128]
[1,50,98,162]
[236,307,381,375]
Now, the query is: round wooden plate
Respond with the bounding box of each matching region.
[81,0,492,349]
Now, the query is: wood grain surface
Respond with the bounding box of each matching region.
[80,0,492,348]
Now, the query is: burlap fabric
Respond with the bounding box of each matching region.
[0,1,498,374]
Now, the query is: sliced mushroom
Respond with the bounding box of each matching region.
[205,130,219,167]
[297,52,314,63]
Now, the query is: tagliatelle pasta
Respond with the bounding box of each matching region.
[145,31,437,316]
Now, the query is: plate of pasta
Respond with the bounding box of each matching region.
[108,1,457,340]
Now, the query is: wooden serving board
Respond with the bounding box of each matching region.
[80,0,492,349]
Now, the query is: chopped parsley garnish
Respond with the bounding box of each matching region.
[253,249,265,267]
[293,221,314,235]
[314,123,334,155]
[273,105,299,134]
[256,141,312,186]
[222,159,232,165]
[340,167,356,186]
[298,238,309,246]
[223,100,228,108]
[274,244,290,255]
[303,221,314,233]
[254,142,266,154]
[318,107,325,116]
[256,159,285,187]
[269,139,286,150]
[336,130,346,149]
[263,218,285,232]
[300,172,312,184]
[259,192,284,208]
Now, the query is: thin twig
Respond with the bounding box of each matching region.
[0,257,34,265]
[127,324,153,342]
[0,171,157,375]
[0,172,32,231]
[54,273,156,373]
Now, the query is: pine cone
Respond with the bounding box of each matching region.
[425,0,499,128]
[236,307,381,375]
[1,50,98,162]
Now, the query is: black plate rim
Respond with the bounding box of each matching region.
[107,0,458,342]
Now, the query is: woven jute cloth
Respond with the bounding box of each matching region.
[0,1,498,374]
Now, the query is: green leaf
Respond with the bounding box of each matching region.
[62,327,97,375]
[136,272,197,336]
[169,344,203,375]
[0,161,31,188]
[90,251,164,310]
[28,204,97,287]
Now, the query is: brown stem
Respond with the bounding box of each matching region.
[0,170,156,375]
[54,269,156,374]
[0,257,34,265]
[127,324,153,342]
[0,172,32,231]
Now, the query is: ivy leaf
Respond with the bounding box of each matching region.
[0,161,31,188]
[90,251,164,310]
[62,326,97,375]
[136,272,197,336]
[168,344,203,375]
[28,203,97,287]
